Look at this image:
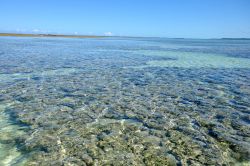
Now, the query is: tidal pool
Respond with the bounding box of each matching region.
[0,37,249,165]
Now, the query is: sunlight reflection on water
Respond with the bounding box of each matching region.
[0,37,249,165]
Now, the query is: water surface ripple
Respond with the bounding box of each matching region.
[0,37,250,165]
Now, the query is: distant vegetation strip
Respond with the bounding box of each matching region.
[220,38,250,40]
[0,33,106,38]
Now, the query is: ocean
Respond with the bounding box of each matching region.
[0,37,249,165]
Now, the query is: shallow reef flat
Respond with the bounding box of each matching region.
[138,50,250,68]
[0,37,250,165]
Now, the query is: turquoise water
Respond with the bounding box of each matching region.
[0,37,250,165]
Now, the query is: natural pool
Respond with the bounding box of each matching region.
[0,37,249,165]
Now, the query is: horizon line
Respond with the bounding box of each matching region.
[0,32,250,40]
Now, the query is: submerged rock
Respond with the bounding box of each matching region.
[0,37,250,165]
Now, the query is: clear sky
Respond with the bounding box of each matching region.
[0,0,250,38]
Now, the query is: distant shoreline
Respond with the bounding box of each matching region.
[1,33,249,40]
[0,33,106,39]
[220,38,250,40]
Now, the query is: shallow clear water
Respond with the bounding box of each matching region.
[0,37,250,165]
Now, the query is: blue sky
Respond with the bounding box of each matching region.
[0,0,250,38]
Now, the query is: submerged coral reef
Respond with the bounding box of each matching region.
[0,37,249,165]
